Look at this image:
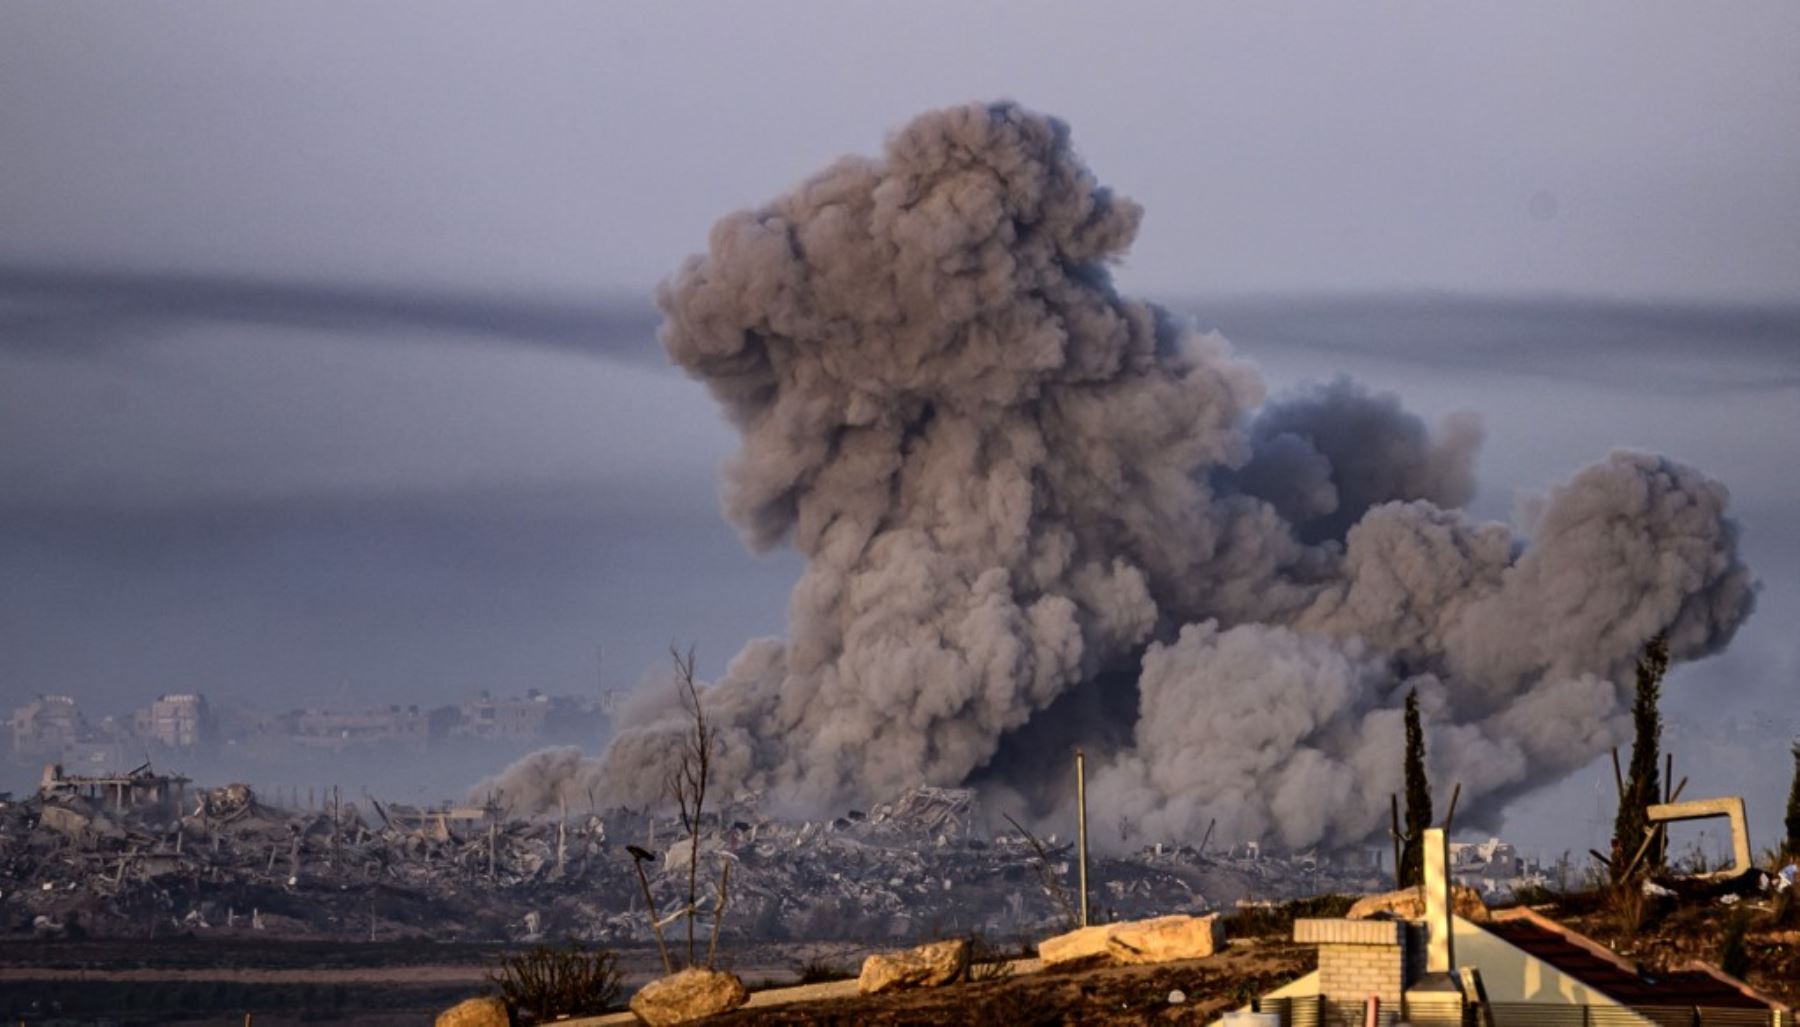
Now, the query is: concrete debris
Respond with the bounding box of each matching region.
[864,786,976,840]
[1346,884,1490,923]
[857,938,970,994]
[198,783,257,822]
[0,778,1389,943]
[628,967,748,1026]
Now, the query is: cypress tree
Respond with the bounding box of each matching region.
[1399,689,1433,888]
[1784,740,1799,861]
[1611,634,1668,881]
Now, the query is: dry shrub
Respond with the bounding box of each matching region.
[489,941,621,1020]
[1772,886,1796,927]
[1224,894,1356,939]
[793,957,855,984]
[1607,881,1648,937]
[968,931,1016,982]
[1718,911,1750,978]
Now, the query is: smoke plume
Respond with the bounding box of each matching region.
[514,102,1756,848]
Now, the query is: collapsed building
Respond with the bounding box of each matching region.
[0,775,1387,945]
[38,761,191,811]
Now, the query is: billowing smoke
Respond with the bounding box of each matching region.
[567,101,1753,849]
[477,746,606,817]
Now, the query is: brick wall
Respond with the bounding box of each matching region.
[1294,919,1411,1012]
[1318,942,1405,1006]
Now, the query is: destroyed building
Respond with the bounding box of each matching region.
[39,762,191,812]
[0,777,1387,946]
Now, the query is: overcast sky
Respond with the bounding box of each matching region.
[1,3,1796,850]
[5,2,1799,300]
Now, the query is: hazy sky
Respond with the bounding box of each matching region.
[4,3,1798,300]
[2,4,1796,851]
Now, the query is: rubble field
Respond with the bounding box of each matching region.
[0,779,1378,1022]
[0,782,1388,947]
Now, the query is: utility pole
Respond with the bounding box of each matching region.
[556,795,567,877]
[1076,748,1090,928]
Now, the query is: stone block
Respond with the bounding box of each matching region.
[628,968,749,1026]
[435,996,510,1027]
[858,939,970,994]
[1039,914,1224,967]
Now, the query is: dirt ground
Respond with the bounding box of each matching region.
[706,941,1316,1027]
[0,937,886,1024]
[1549,892,1800,1008]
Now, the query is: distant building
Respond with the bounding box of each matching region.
[215,704,283,740]
[1448,837,1542,896]
[455,690,555,742]
[9,695,84,757]
[290,704,430,752]
[136,693,212,749]
[59,739,134,774]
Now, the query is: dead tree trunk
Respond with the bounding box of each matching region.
[667,644,715,968]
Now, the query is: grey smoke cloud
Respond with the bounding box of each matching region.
[501,102,1756,847]
[1235,377,1483,543]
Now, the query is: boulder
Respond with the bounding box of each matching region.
[857,939,970,995]
[435,996,510,1027]
[1107,914,1227,963]
[1346,885,1489,923]
[1039,914,1225,967]
[1038,923,1114,967]
[628,968,749,1026]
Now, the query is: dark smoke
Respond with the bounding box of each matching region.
[490,102,1755,850]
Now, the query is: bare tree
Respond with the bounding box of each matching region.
[1003,813,1078,932]
[667,644,716,967]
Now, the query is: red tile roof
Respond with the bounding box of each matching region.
[1483,910,1774,1010]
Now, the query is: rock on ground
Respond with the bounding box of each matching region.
[1346,885,1490,923]
[858,939,971,995]
[435,995,510,1027]
[1039,914,1226,967]
[628,967,749,1026]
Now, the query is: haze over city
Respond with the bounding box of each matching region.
[4,2,1797,862]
